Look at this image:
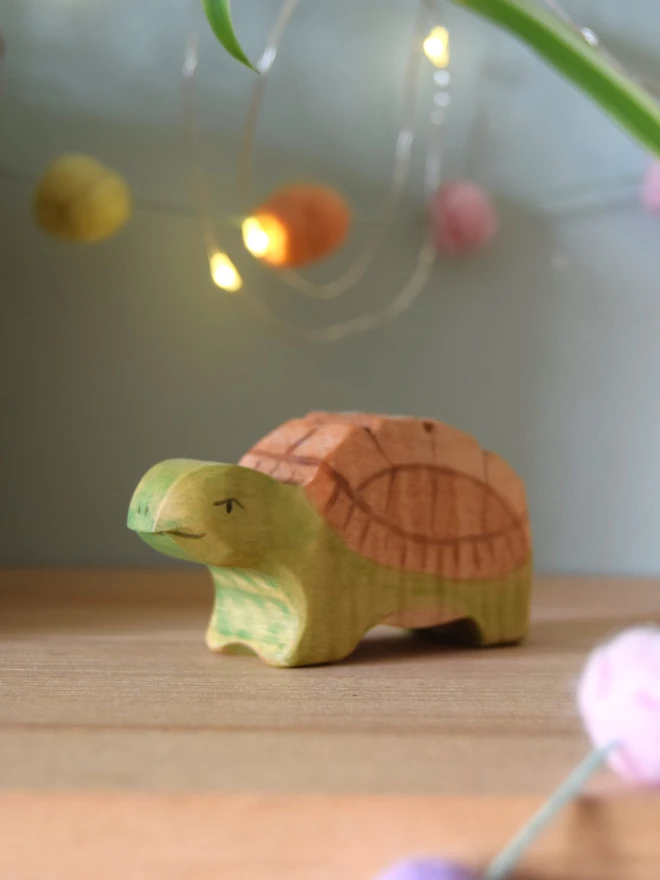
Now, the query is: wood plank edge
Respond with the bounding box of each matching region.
[0,791,658,879]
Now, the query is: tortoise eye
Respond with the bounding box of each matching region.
[213,498,243,513]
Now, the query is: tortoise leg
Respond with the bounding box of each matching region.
[462,567,532,647]
[206,570,361,668]
[408,566,532,649]
[280,621,364,667]
[205,567,309,667]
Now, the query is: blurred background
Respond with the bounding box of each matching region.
[1,0,660,573]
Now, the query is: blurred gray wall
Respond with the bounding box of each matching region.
[2,0,660,574]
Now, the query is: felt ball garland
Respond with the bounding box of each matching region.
[33,153,132,243]
[430,182,498,255]
[641,160,660,215]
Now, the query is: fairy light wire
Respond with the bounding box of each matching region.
[0,160,645,225]
[182,0,446,341]
[183,19,219,265]
[1,6,653,341]
[240,240,438,343]
[180,0,660,341]
[238,0,430,301]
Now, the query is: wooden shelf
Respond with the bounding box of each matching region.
[1,569,660,878]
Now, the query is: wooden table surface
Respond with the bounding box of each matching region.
[1,569,660,879]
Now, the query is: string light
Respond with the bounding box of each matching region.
[242,216,270,257]
[235,0,429,301]
[423,26,450,68]
[209,251,242,292]
[181,0,649,341]
[241,214,288,266]
[242,186,351,269]
[180,0,443,340]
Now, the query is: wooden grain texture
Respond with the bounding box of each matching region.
[1,569,659,794]
[242,411,531,580]
[0,792,659,880]
[2,570,660,878]
[126,413,533,666]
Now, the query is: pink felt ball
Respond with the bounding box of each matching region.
[641,160,660,215]
[578,625,660,786]
[374,857,477,880]
[430,182,498,255]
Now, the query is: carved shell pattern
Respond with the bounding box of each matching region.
[240,412,531,580]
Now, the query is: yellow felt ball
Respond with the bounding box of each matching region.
[33,153,132,243]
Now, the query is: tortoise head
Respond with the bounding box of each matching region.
[127,459,296,567]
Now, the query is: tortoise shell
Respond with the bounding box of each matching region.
[240,412,531,580]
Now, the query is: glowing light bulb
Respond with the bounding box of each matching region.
[242,216,270,257]
[209,251,242,292]
[242,213,288,266]
[423,26,450,68]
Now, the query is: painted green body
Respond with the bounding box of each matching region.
[127,457,531,667]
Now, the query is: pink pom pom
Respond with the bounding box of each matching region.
[578,625,660,786]
[430,182,498,255]
[641,160,660,214]
[374,858,477,880]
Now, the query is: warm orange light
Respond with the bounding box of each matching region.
[242,216,270,256]
[242,213,289,267]
[209,251,243,292]
[243,185,351,268]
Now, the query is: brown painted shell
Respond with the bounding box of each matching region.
[240,412,531,580]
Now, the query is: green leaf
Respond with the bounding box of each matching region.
[201,0,257,72]
[452,0,660,157]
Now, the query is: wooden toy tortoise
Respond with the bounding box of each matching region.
[127,412,533,667]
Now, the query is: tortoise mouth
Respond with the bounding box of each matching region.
[155,529,206,540]
[135,531,204,562]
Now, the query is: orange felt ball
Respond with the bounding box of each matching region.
[244,184,351,268]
